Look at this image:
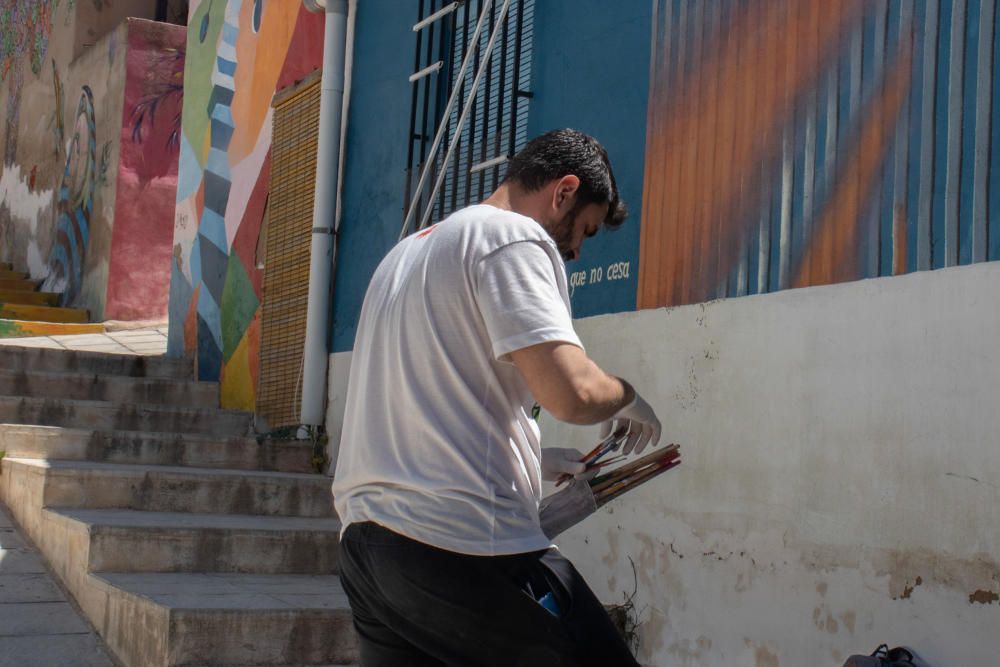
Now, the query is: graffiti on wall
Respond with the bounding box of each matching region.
[43,84,98,303]
[639,0,1000,309]
[168,0,322,409]
[0,0,63,164]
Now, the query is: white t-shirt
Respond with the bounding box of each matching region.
[332,204,583,556]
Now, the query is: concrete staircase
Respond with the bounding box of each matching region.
[0,262,104,337]
[0,345,359,666]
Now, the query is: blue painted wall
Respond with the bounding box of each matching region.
[527,1,652,319]
[331,0,414,353]
[331,0,653,352]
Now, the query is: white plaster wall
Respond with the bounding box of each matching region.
[326,263,1000,666]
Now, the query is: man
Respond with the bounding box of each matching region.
[333,129,662,666]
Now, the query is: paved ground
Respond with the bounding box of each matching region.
[0,502,115,666]
[0,323,168,355]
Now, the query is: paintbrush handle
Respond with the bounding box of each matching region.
[588,447,680,494]
[595,459,682,506]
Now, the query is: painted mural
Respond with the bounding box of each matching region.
[639,0,1000,309]
[105,20,185,321]
[43,84,98,303]
[0,1,184,324]
[168,0,322,409]
[0,0,61,164]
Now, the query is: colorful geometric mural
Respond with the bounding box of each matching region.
[168,0,322,410]
[639,0,1000,308]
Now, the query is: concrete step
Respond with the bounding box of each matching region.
[43,508,342,575]
[0,395,252,437]
[0,269,28,280]
[0,345,191,378]
[91,572,358,666]
[0,278,41,291]
[0,425,315,473]
[0,368,218,407]
[2,458,335,517]
[0,288,59,306]
[0,301,88,323]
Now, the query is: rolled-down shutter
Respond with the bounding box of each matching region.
[257,71,322,428]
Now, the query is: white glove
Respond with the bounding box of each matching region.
[541,447,595,482]
[600,387,662,456]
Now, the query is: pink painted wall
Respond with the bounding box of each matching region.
[105,19,186,322]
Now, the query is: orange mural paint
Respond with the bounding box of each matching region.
[792,41,913,289]
[639,0,867,309]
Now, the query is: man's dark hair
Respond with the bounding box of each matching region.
[502,128,628,228]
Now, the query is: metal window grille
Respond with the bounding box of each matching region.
[403,0,534,232]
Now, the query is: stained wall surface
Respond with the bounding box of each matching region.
[166,0,323,409]
[0,1,182,322]
[542,263,1000,666]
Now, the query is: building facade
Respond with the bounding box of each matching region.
[322,1,1000,665]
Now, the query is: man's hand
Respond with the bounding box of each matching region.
[541,447,595,482]
[599,389,661,456]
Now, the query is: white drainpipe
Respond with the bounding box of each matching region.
[300,0,351,427]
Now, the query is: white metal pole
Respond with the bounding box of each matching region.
[301,0,349,427]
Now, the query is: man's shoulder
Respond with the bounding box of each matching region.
[447,205,553,255]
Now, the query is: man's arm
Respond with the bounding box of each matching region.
[509,341,635,425]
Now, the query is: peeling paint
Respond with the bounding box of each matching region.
[969,590,999,605]
[899,575,923,600]
[0,164,54,224]
[745,639,779,667]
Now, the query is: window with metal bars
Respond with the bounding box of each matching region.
[403,0,534,234]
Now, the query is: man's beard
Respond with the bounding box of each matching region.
[551,209,579,262]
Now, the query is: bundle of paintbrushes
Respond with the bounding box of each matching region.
[539,430,682,539]
[587,443,681,506]
[554,427,682,506]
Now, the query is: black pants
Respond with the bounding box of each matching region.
[339,521,640,667]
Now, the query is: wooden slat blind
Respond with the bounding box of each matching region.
[257,72,322,428]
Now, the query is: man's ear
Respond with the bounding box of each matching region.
[551,175,580,214]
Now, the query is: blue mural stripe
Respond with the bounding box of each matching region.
[205,148,232,180]
[867,0,888,279]
[198,233,229,308]
[973,0,995,263]
[216,57,237,78]
[208,85,235,111]
[210,101,234,128]
[189,235,202,291]
[196,313,223,382]
[959,0,980,265]
[198,207,229,252]
[202,170,233,219]
[944,0,967,266]
[176,133,203,202]
[991,0,1000,261]
[73,206,90,249]
[222,21,239,47]
[917,0,939,270]
[209,120,235,151]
